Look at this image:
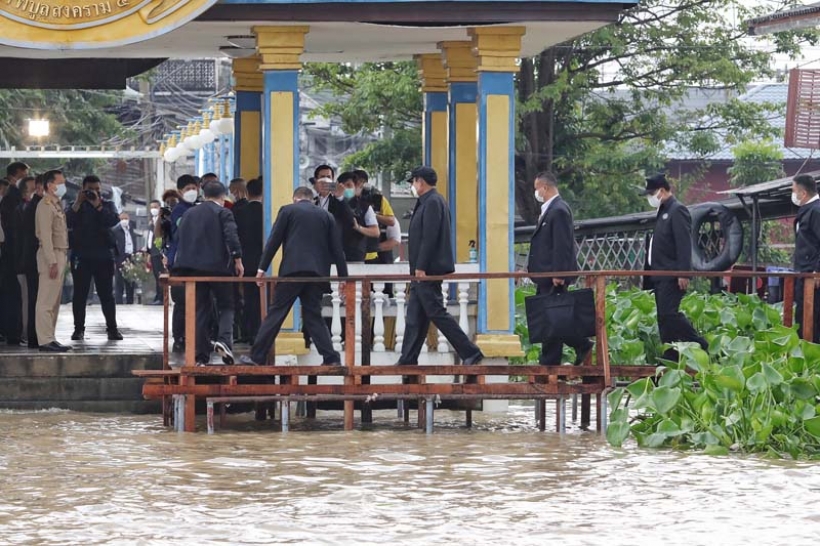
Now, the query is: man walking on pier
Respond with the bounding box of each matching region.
[643,173,707,360]
[241,186,348,366]
[791,174,820,343]
[528,172,593,365]
[397,166,484,366]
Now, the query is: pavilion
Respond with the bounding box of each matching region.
[0,0,636,358]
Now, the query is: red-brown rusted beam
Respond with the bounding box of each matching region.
[784,276,795,328]
[184,280,196,368]
[144,382,604,398]
[804,277,815,341]
[595,276,612,387]
[344,281,356,431]
[360,279,372,424]
[162,275,170,371]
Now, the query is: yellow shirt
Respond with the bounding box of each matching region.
[35,194,68,265]
[366,196,395,261]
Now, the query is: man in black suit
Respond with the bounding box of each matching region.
[173,181,244,366]
[112,212,138,305]
[528,172,593,365]
[145,200,165,304]
[398,166,483,366]
[791,174,820,342]
[234,177,264,341]
[241,186,348,366]
[312,164,355,245]
[66,175,122,341]
[17,176,43,348]
[643,173,707,359]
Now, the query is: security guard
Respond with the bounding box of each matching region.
[791,174,820,342]
[643,173,707,359]
[35,170,72,353]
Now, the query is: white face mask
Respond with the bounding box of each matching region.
[120,220,129,229]
[410,185,419,198]
[150,207,160,217]
[792,192,803,207]
[54,183,67,199]
[534,189,545,203]
[182,189,198,204]
[647,191,662,209]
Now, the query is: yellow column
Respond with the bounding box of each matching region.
[439,41,478,263]
[470,26,526,357]
[254,25,311,354]
[415,54,449,202]
[232,55,263,181]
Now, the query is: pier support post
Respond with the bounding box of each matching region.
[598,391,608,435]
[207,401,214,435]
[282,398,290,433]
[536,400,546,432]
[556,397,566,434]
[425,398,434,434]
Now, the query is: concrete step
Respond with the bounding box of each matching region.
[0,377,149,402]
[0,353,161,378]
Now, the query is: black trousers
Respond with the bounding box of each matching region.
[177,270,234,363]
[398,280,481,365]
[171,284,185,342]
[71,256,117,331]
[536,283,593,365]
[654,279,707,356]
[795,279,820,343]
[252,280,339,365]
[26,269,39,346]
[0,254,22,343]
[150,253,164,302]
[115,263,135,305]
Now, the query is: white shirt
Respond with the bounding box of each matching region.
[317,193,331,210]
[363,205,377,227]
[539,194,559,220]
[385,221,402,243]
[123,226,133,255]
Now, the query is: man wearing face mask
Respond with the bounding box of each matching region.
[167,174,200,353]
[528,172,593,365]
[145,200,165,305]
[113,212,138,305]
[399,166,484,366]
[337,171,379,262]
[66,175,122,341]
[791,174,820,343]
[35,170,72,353]
[643,173,707,359]
[173,181,244,366]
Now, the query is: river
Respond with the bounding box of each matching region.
[0,406,817,545]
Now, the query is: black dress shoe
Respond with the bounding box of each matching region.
[107,329,124,341]
[71,330,85,341]
[172,340,185,354]
[462,352,485,366]
[573,341,594,366]
[28,342,40,350]
[39,342,70,353]
[55,341,73,351]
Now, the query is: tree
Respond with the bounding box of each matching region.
[305,0,818,221]
[0,89,127,176]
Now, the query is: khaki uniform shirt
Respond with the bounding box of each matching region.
[35,194,68,265]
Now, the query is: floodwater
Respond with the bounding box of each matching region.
[0,407,818,546]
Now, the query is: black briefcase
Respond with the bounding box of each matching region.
[525,288,596,343]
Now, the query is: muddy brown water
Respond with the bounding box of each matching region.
[0,406,818,545]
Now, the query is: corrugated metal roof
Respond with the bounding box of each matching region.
[747,2,820,30]
[718,169,820,197]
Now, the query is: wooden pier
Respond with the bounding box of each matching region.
[134,269,815,434]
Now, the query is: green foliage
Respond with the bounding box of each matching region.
[727,140,785,188]
[0,89,125,177]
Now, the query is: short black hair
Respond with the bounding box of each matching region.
[42,169,63,186]
[203,181,227,199]
[794,174,818,196]
[82,174,101,187]
[353,169,369,184]
[6,162,29,178]
[176,174,197,190]
[293,186,314,200]
[149,199,161,206]
[314,164,335,180]
[535,171,558,187]
[247,178,263,198]
[17,176,35,191]
[337,171,355,185]
[202,173,219,183]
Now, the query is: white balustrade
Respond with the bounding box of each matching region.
[354,281,363,354]
[458,282,471,338]
[373,282,386,352]
[437,282,450,353]
[330,281,342,351]
[395,282,407,353]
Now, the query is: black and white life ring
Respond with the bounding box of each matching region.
[689,203,743,271]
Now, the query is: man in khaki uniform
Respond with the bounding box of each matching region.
[35,170,71,353]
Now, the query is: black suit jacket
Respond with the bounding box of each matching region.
[645,196,693,283]
[794,198,820,273]
[234,200,264,276]
[173,201,242,275]
[17,195,41,275]
[408,188,454,275]
[527,196,577,287]
[112,223,139,266]
[258,200,348,278]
